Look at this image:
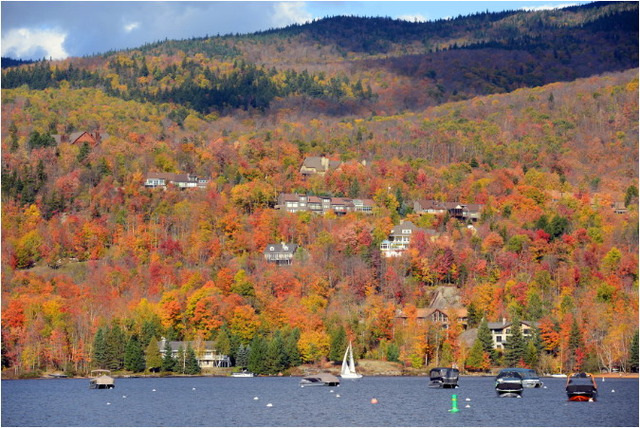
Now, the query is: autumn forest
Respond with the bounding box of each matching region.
[1,2,638,377]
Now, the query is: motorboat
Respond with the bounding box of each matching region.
[565,372,598,401]
[495,369,523,397]
[89,369,115,389]
[509,368,543,388]
[300,372,340,387]
[428,367,459,388]
[231,370,255,378]
[340,342,362,379]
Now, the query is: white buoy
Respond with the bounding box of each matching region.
[192,387,196,390]
[611,389,615,393]
[266,403,273,407]
[543,386,547,389]
[465,398,471,401]
[330,389,334,393]
[152,389,156,392]
[465,404,471,408]
[336,394,341,398]
[602,377,605,382]
[254,397,259,400]
[107,402,111,405]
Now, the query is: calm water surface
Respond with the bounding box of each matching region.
[2,376,638,426]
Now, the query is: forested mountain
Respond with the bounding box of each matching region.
[1,2,638,377]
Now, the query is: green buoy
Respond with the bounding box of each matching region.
[449,394,460,413]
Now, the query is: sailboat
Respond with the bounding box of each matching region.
[340,342,363,379]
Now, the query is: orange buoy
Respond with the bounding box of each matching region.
[371,398,378,404]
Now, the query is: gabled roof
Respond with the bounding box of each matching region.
[158,340,216,352]
[264,243,298,254]
[487,320,538,330]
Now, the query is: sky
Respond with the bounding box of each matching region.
[1,1,587,60]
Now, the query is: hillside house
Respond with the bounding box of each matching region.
[413,200,483,222]
[263,243,299,265]
[611,201,628,214]
[144,172,209,189]
[53,130,109,146]
[380,220,436,257]
[158,338,231,368]
[488,319,538,350]
[395,286,468,330]
[276,193,374,215]
[299,156,342,176]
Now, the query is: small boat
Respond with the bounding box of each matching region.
[509,368,543,388]
[89,369,115,389]
[340,342,362,379]
[566,372,598,402]
[47,372,68,379]
[300,372,340,387]
[495,369,523,397]
[231,369,255,378]
[428,367,459,388]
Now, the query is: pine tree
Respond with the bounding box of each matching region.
[503,317,526,367]
[124,335,146,373]
[92,327,108,369]
[247,336,267,374]
[568,318,583,371]
[477,319,496,363]
[161,340,176,372]
[184,344,201,375]
[329,325,347,363]
[284,328,301,368]
[235,344,249,368]
[145,338,163,372]
[465,339,486,372]
[265,332,286,374]
[104,325,126,371]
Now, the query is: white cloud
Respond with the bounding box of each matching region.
[520,3,578,11]
[123,22,140,33]
[397,14,427,23]
[271,2,313,28]
[1,27,68,59]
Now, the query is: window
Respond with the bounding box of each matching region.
[402,229,412,234]
[496,336,502,343]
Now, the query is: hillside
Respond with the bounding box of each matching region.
[1,2,638,377]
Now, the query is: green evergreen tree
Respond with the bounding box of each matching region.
[104,325,127,371]
[284,328,301,368]
[386,342,400,362]
[92,327,108,368]
[629,331,639,373]
[477,319,496,364]
[236,344,249,368]
[184,344,201,375]
[329,325,347,363]
[466,302,482,328]
[145,338,163,372]
[247,336,267,374]
[264,331,286,374]
[568,318,583,371]
[161,340,176,372]
[523,340,539,369]
[176,345,186,374]
[124,335,146,373]
[465,339,486,372]
[503,317,526,367]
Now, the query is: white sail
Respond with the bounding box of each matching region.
[340,342,362,379]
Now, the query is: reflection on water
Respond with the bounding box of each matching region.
[2,376,638,426]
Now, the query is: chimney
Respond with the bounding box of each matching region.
[502,317,506,325]
[321,156,329,170]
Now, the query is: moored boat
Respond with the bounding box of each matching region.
[428,367,459,388]
[300,372,340,387]
[89,370,115,389]
[231,369,255,378]
[340,342,362,379]
[565,372,598,401]
[495,369,523,397]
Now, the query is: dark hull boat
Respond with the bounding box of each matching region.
[566,373,598,402]
[428,367,459,388]
[495,369,524,397]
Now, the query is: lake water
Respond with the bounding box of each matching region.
[2,376,638,426]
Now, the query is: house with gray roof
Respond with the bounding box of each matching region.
[144,172,209,189]
[380,220,436,257]
[488,319,538,350]
[158,338,230,368]
[300,156,342,176]
[263,243,299,265]
[414,199,483,222]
